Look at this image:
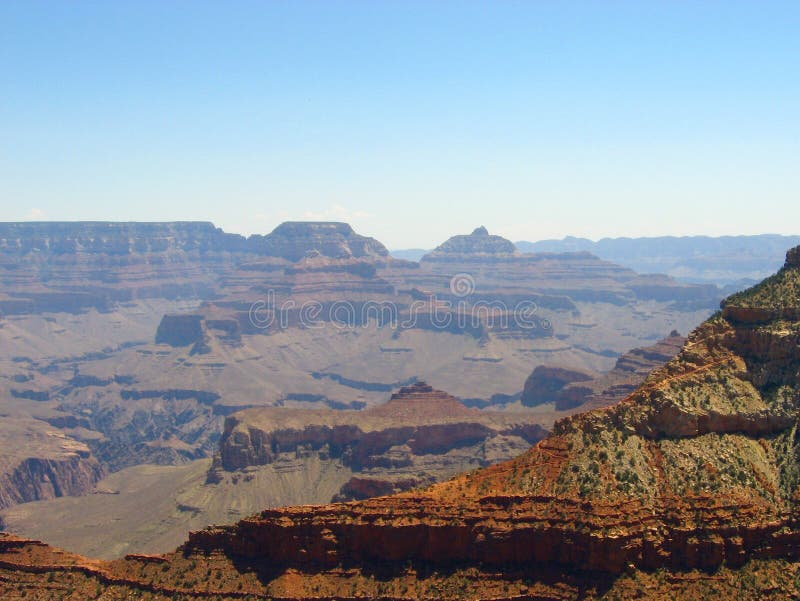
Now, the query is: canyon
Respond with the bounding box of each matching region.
[1,244,800,599]
[0,220,721,558]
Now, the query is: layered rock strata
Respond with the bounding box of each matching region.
[0,419,104,511]
[1,247,796,599]
[214,381,548,500]
[178,245,800,581]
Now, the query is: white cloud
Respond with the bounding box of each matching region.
[26,208,46,220]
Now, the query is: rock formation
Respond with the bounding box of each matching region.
[425,225,519,256]
[0,220,391,316]
[213,381,548,501]
[521,365,595,406]
[2,246,800,599]
[0,220,729,568]
[247,221,390,261]
[154,314,206,347]
[522,331,686,410]
[0,418,104,511]
[0,221,241,315]
[0,221,720,513]
[420,227,718,307]
[0,221,248,256]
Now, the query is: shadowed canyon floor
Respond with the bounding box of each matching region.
[1,246,800,598]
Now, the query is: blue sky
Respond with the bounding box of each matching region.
[1,1,798,248]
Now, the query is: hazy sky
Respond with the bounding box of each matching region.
[1,2,798,248]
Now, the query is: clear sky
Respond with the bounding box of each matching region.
[1,1,798,248]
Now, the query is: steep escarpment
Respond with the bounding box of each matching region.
[1,247,796,599]
[213,382,548,501]
[522,331,686,411]
[0,418,104,512]
[0,221,246,255]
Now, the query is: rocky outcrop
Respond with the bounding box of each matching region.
[155,310,243,352]
[0,455,104,511]
[787,245,800,268]
[521,366,595,406]
[215,382,548,501]
[0,421,104,511]
[522,331,686,410]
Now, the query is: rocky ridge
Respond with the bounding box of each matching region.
[518,233,800,287]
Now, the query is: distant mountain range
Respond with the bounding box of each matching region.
[517,234,800,288]
[393,234,800,288]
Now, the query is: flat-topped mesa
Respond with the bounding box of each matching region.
[248,221,390,262]
[0,420,105,511]
[0,221,247,255]
[423,226,518,258]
